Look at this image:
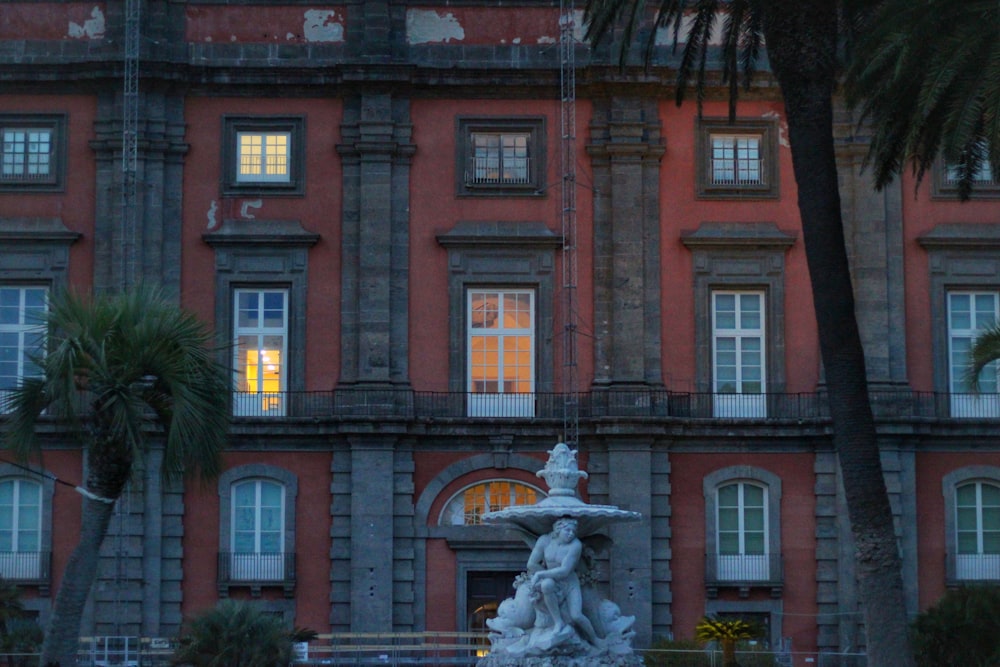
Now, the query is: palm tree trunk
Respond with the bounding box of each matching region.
[759,3,915,666]
[40,494,119,667]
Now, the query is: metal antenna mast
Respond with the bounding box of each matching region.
[559,0,579,448]
[120,0,140,290]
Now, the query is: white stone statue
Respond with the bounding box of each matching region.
[478,443,643,667]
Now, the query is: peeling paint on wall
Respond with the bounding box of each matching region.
[67,5,104,39]
[304,9,344,43]
[406,9,465,45]
[762,110,790,148]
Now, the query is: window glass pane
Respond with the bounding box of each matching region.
[957,506,977,531]
[718,484,738,506]
[982,483,1000,507]
[739,294,761,328]
[744,508,764,531]
[718,532,739,555]
[237,292,259,328]
[233,532,255,553]
[744,532,765,554]
[259,532,281,552]
[0,481,12,505]
[718,508,738,531]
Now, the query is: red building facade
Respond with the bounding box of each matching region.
[1,2,999,663]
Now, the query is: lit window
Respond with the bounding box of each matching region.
[0,286,47,409]
[0,479,42,580]
[237,132,290,183]
[717,482,768,581]
[713,291,766,418]
[223,116,303,195]
[467,289,535,417]
[233,289,287,417]
[441,480,543,525]
[947,291,1000,418]
[231,479,285,581]
[955,481,1000,581]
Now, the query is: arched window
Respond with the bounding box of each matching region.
[440,480,544,526]
[955,480,1000,580]
[231,479,285,581]
[0,478,42,579]
[218,464,297,594]
[704,466,782,589]
[716,482,768,580]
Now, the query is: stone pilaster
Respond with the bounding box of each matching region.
[338,94,415,387]
[834,102,908,390]
[587,97,665,388]
[348,437,397,631]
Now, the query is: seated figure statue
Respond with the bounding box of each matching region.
[525,517,603,650]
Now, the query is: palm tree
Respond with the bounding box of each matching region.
[582,1,914,665]
[171,600,317,667]
[3,286,230,667]
[846,0,1000,201]
[694,616,757,667]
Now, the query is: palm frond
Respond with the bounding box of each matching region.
[966,325,1000,392]
[3,285,229,484]
[846,0,1000,198]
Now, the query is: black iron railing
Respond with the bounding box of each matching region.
[224,389,1000,421]
[0,550,50,586]
[217,551,295,586]
[704,552,783,586]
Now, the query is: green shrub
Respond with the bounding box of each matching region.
[911,585,1000,667]
[172,599,317,667]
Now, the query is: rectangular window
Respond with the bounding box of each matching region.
[697,119,777,198]
[0,286,47,411]
[711,134,761,185]
[233,289,288,417]
[237,132,290,183]
[457,117,545,196]
[470,132,530,185]
[467,289,535,417]
[223,116,304,195]
[0,116,64,191]
[713,291,766,418]
[948,291,1000,417]
[935,142,1000,197]
[717,482,769,581]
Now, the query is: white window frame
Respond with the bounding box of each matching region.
[712,290,766,418]
[716,481,769,581]
[0,286,48,411]
[710,134,762,186]
[230,478,285,582]
[955,480,1000,581]
[947,291,1000,418]
[235,131,291,184]
[466,289,535,417]
[1,127,53,181]
[468,131,531,186]
[440,480,544,526]
[0,478,42,580]
[233,288,288,417]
